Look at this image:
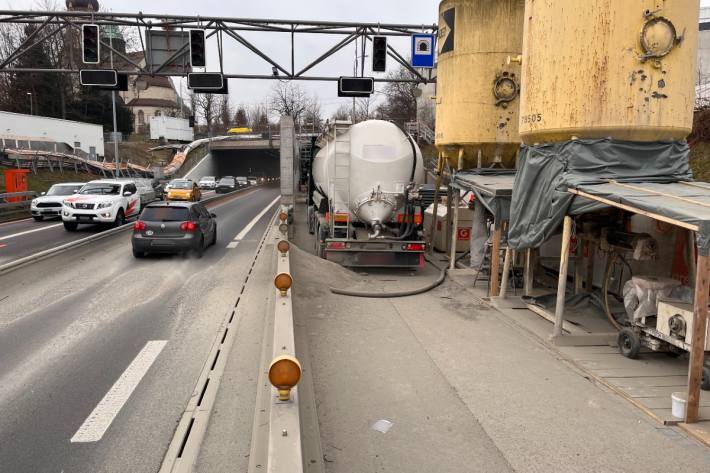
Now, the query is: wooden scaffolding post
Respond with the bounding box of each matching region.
[448,150,465,270]
[685,251,710,424]
[553,216,573,339]
[500,248,514,298]
[586,241,595,291]
[524,248,534,296]
[490,226,503,297]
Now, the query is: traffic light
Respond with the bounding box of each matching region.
[372,36,387,72]
[190,29,206,68]
[82,24,100,64]
[338,77,374,97]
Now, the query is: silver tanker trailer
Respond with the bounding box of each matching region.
[308,119,428,268]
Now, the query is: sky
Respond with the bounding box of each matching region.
[2,0,439,121]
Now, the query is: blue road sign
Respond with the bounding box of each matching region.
[411,33,435,68]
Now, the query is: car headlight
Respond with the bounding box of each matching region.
[31,199,38,206]
[97,202,113,209]
[64,201,74,208]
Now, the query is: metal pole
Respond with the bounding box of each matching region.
[110,33,120,177]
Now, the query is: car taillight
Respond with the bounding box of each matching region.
[327,242,347,250]
[180,221,198,232]
[133,221,146,232]
[403,243,425,251]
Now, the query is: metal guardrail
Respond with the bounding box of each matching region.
[0,191,37,220]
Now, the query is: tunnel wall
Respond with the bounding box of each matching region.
[183,148,280,181]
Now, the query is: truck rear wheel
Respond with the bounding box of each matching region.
[114,209,125,227]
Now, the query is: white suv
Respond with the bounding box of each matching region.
[62,179,141,231]
[31,182,85,221]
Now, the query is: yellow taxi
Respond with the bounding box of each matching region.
[166,179,201,202]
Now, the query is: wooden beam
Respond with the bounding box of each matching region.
[553,216,573,339]
[499,248,513,298]
[568,188,699,232]
[524,248,533,296]
[685,252,710,424]
[490,226,503,297]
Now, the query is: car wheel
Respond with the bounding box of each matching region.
[33,216,43,222]
[194,236,205,258]
[132,248,144,258]
[114,209,126,227]
[63,221,78,232]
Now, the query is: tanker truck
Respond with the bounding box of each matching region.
[308,120,427,268]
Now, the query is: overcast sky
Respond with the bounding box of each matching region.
[3,1,709,120]
[3,0,438,121]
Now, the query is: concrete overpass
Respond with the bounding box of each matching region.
[184,136,282,181]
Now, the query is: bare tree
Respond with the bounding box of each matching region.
[331,103,351,122]
[269,82,313,124]
[375,65,419,126]
[301,100,323,132]
[234,105,248,128]
[217,94,233,130]
[195,93,218,133]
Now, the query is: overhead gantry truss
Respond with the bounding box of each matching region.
[0,10,437,83]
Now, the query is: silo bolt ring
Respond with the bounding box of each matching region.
[493,76,519,107]
[639,16,681,61]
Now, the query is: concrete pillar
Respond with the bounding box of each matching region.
[280,115,296,207]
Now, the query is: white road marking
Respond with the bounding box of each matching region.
[232,195,280,243]
[70,340,167,443]
[0,223,63,241]
[226,241,240,249]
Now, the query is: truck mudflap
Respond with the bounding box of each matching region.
[324,239,425,268]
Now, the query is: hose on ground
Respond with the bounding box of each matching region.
[329,256,447,298]
[602,251,623,331]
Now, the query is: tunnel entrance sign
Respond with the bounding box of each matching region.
[411,33,435,68]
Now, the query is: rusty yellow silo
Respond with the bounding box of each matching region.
[435,0,525,168]
[519,0,699,145]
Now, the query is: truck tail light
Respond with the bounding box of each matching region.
[403,243,425,251]
[133,221,146,232]
[327,242,347,250]
[180,221,198,232]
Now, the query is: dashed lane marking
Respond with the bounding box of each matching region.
[70,340,167,443]
[0,223,63,241]
[226,196,280,250]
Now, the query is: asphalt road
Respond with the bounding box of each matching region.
[0,185,280,473]
[0,190,217,267]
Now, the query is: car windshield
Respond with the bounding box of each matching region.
[200,177,215,182]
[237,177,247,182]
[170,181,192,189]
[140,206,191,222]
[218,178,234,185]
[47,185,79,196]
[79,184,121,195]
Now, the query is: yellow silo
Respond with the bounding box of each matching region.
[435,0,525,168]
[519,0,699,145]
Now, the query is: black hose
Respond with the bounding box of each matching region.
[329,256,447,298]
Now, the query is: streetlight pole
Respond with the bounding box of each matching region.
[26,92,32,115]
[109,34,121,177]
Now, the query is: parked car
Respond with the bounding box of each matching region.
[236,176,248,187]
[131,201,217,258]
[62,179,141,231]
[216,177,238,193]
[198,176,217,190]
[30,182,85,221]
[166,179,201,202]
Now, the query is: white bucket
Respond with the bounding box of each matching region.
[671,392,687,419]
